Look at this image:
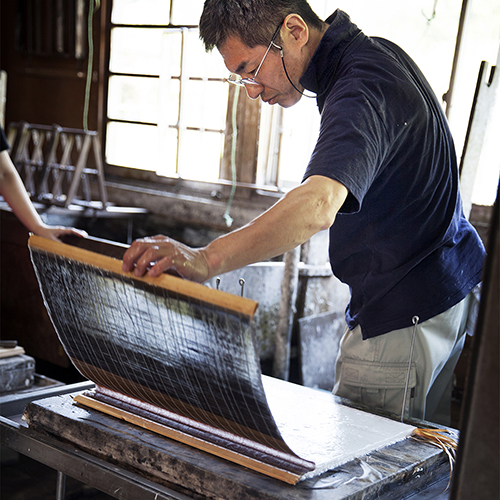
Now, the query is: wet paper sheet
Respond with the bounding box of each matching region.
[262,376,414,479]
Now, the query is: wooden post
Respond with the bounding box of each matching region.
[0,70,6,129]
[272,247,300,380]
[459,56,499,218]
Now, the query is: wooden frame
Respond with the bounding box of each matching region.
[29,234,258,317]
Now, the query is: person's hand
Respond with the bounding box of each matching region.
[35,225,88,242]
[122,235,210,282]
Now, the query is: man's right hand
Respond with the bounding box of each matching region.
[122,235,210,282]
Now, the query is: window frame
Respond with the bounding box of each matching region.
[100,3,276,205]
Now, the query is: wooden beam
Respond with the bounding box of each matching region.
[28,234,258,317]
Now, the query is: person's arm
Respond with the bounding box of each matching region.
[0,150,87,241]
[122,175,348,282]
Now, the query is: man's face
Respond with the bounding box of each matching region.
[219,35,303,108]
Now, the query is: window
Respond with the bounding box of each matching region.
[104,0,500,205]
[105,0,230,183]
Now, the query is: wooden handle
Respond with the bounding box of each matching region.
[28,234,258,317]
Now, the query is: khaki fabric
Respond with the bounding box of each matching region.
[333,286,480,425]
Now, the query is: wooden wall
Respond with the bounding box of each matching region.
[0,0,105,133]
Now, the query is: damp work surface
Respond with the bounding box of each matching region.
[23,391,448,500]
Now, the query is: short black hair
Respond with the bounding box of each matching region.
[199,0,323,51]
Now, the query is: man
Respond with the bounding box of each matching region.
[122,0,485,425]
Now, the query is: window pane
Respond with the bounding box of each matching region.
[110,28,178,75]
[107,75,180,125]
[183,80,228,131]
[278,99,320,189]
[106,121,177,175]
[156,125,180,177]
[179,130,223,181]
[171,0,204,26]
[111,0,170,25]
[108,76,160,123]
[161,30,183,79]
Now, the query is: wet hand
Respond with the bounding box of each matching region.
[122,235,209,282]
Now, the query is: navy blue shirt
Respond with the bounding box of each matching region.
[301,10,485,338]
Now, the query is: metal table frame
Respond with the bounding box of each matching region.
[0,382,191,500]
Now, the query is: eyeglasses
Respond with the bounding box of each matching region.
[227,25,282,86]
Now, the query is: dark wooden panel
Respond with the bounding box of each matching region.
[451,188,499,498]
[1,0,102,132]
[0,211,70,367]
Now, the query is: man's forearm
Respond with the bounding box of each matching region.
[122,175,347,281]
[202,175,347,279]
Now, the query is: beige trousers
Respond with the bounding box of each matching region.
[333,286,481,425]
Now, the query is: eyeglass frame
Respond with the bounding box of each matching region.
[227,24,282,86]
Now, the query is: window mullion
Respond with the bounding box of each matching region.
[175,27,190,178]
[256,105,283,187]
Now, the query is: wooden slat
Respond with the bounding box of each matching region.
[72,362,295,455]
[64,133,92,207]
[74,393,301,485]
[28,234,258,317]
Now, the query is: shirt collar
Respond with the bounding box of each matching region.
[300,10,363,98]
